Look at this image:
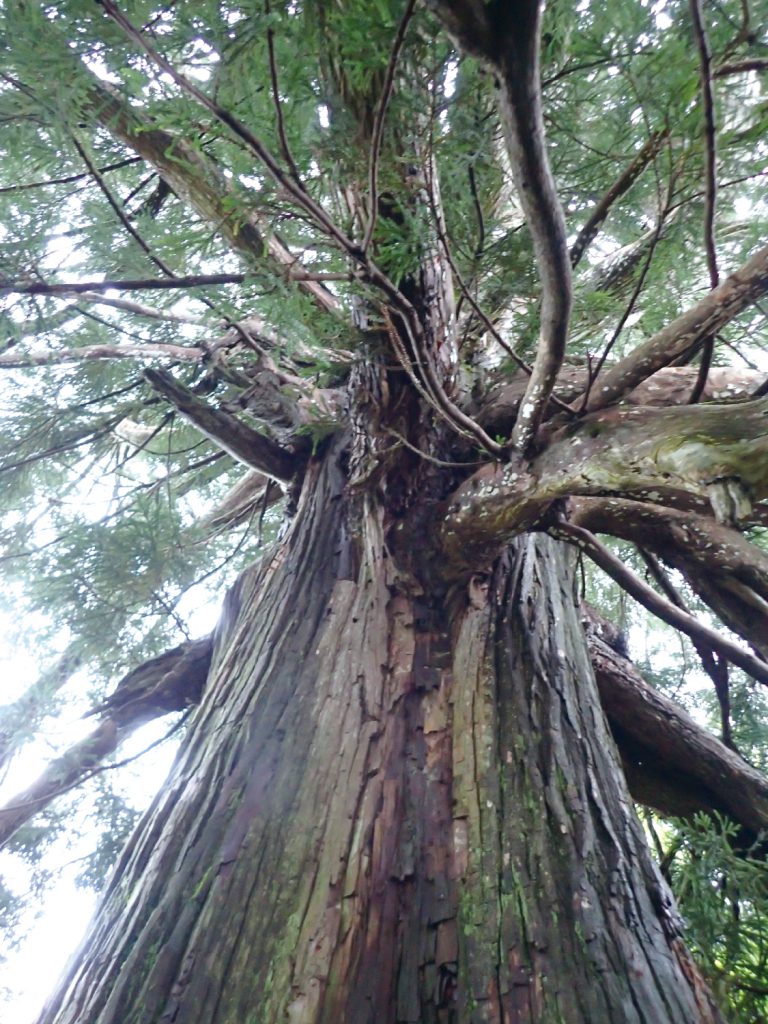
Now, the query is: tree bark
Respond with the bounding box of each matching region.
[38,447,724,1024]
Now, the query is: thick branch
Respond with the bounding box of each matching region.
[587,619,768,835]
[476,364,765,437]
[0,637,212,850]
[144,369,299,483]
[581,243,768,412]
[444,394,768,575]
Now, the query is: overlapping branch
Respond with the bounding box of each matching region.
[579,242,768,412]
[551,520,768,687]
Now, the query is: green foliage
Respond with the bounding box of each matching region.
[667,815,768,1024]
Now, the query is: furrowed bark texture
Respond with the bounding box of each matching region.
[38,449,722,1024]
[451,535,721,1023]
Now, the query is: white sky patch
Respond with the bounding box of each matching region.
[443,60,459,100]
[318,104,330,129]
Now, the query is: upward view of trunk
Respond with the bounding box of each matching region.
[7,1,768,1021]
[38,444,722,1024]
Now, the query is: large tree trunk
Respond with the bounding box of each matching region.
[37,447,723,1024]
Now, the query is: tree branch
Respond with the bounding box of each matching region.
[714,58,768,76]
[423,0,573,452]
[551,520,768,686]
[0,343,205,369]
[586,612,768,835]
[144,369,299,483]
[0,637,212,851]
[362,0,417,252]
[445,391,768,576]
[581,242,768,412]
[687,0,719,406]
[570,496,768,661]
[569,129,667,269]
[0,274,246,296]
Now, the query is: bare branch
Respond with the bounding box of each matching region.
[690,0,719,291]
[496,6,572,451]
[570,130,667,269]
[550,520,768,687]
[265,1,303,184]
[74,292,205,324]
[144,368,299,483]
[445,391,768,578]
[1,274,246,296]
[0,343,205,369]
[687,0,719,405]
[581,242,768,412]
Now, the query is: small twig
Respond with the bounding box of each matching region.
[0,342,206,368]
[362,0,417,253]
[0,156,141,195]
[385,428,484,468]
[265,0,303,183]
[71,134,176,277]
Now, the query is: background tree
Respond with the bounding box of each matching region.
[1,0,768,1020]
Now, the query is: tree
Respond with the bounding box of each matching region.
[1,0,768,1020]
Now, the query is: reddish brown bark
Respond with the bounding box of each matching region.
[37,453,724,1024]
